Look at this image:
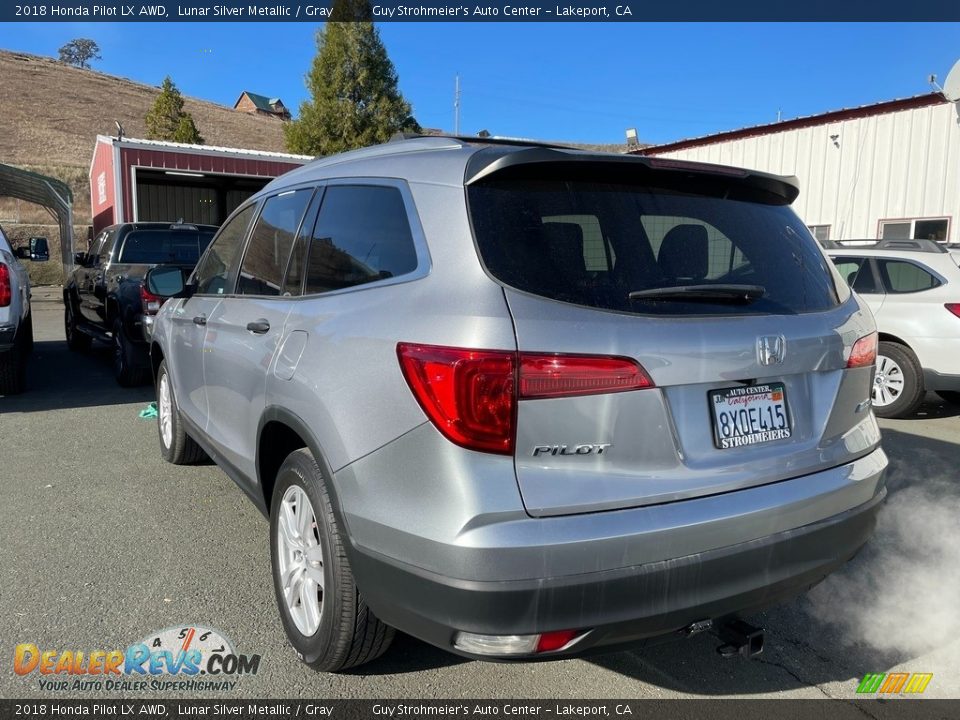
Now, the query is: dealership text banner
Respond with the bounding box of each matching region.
[5,0,960,21]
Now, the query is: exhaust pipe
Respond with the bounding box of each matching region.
[715,618,764,659]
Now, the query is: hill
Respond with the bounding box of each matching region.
[0,49,291,219]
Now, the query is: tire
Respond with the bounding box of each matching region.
[871,341,924,419]
[64,299,91,351]
[270,448,394,672]
[113,318,145,387]
[936,391,960,406]
[155,359,206,465]
[0,326,26,395]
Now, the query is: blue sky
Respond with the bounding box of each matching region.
[4,22,960,144]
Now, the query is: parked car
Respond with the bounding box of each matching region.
[63,222,216,385]
[0,225,36,395]
[146,137,887,671]
[827,238,960,417]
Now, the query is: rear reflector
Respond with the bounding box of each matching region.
[946,303,960,319]
[520,354,652,399]
[0,264,10,307]
[397,343,655,455]
[453,630,583,656]
[847,332,878,368]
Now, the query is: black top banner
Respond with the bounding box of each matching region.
[4,0,960,21]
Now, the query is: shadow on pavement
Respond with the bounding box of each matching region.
[0,338,154,413]
[587,427,960,694]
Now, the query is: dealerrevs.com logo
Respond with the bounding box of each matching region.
[14,626,261,692]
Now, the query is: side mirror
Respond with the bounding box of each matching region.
[73,252,89,266]
[146,266,192,299]
[15,247,31,260]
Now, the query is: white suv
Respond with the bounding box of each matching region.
[828,239,960,417]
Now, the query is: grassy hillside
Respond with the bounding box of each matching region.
[0,49,292,222]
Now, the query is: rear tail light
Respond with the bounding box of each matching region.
[140,284,162,315]
[453,629,585,656]
[847,332,878,368]
[0,264,10,307]
[945,303,960,319]
[519,354,653,399]
[397,343,654,455]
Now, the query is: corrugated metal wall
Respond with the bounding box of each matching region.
[652,102,960,242]
[89,139,116,235]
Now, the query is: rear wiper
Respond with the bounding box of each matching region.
[628,284,766,303]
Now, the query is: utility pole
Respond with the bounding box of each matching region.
[454,74,461,135]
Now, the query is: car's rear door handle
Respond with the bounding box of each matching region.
[246,320,270,334]
[193,315,207,326]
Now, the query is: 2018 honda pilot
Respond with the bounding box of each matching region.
[146,137,887,671]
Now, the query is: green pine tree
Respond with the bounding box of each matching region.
[285,9,420,157]
[146,77,204,144]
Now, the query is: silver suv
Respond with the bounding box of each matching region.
[147,137,888,671]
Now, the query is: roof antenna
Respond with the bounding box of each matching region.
[115,120,124,140]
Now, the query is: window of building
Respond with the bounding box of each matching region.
[807,225,831,243]
[879,218,949,242]
[237,188,313,296]
[304,185,418,295]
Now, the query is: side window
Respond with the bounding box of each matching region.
[878,260,941,293]
[831,257,879,294]
[193,204,257,296]
[641,216,744,280]
[237,189,313,296]
[282,191,323,296]
[541,215,614,273]
[304,185,418,294]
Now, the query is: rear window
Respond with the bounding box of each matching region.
[118,230,215,265]
[468,179,840,316]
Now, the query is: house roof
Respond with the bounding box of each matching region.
[236,91,286,112]
[96,135,312,161]
[634,93,949,156]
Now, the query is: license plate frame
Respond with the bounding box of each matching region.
[709,382,791,450]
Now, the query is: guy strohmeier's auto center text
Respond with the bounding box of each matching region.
[13,2,634,19]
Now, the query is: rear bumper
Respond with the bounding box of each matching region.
[348,452,887,659]
[923,369,960,392]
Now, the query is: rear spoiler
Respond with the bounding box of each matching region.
[464,147,800,205]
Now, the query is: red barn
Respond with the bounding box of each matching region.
[89,135,311,235]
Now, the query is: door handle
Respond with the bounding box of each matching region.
[193,315,207,326]
[246,320,270,334]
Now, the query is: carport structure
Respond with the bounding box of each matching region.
[0,162,74,266]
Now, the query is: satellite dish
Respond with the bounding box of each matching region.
[942,59,960,102]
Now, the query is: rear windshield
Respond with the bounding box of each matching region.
[118,230,215,265]
[468,179,840,316]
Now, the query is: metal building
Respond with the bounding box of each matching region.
[89,135,311,235]
[636,93,960,244]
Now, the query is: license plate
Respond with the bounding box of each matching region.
[709,383,791,450]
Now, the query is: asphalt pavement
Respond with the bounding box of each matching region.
[2,287,959,705]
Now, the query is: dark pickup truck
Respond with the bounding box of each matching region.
[63,222,217,385]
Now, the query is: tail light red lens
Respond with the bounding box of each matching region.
[945,303,960,319]
[847,332,878,368]
[140,284,162,315]
[0,264,10,307]
[519,354,653,399]
[397,344,516,455]
[397,343,654,455]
